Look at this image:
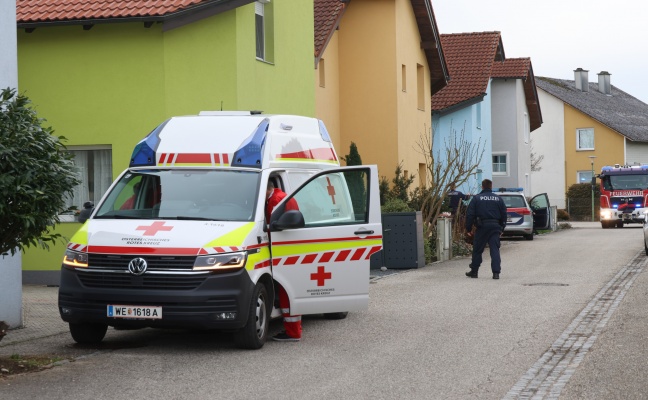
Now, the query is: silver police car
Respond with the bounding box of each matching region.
[494,188,551,240]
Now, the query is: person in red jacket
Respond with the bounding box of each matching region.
[265,180,301,342]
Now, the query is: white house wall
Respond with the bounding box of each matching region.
[0,0,17,90]
[626,140,648,165]
[491,79,532,192]
[531,88,566,208]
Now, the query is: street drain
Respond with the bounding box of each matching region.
[522,283,569,287]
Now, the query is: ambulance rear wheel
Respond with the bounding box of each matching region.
[69,322,107,344]
[323,312,348,320]
[235,283,269,350]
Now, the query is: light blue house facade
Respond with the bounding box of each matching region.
[431,32,542,197]
[432,81,493,195]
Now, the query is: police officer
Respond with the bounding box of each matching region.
[465,179,507,279]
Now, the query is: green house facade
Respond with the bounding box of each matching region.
[17,0,315,283]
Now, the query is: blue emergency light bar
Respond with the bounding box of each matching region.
[497,187,524,192]
[231,119,269,169]
[602,165,648,172]
[130,120,169,167]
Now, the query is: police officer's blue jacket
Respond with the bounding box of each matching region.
[465,189,507,231]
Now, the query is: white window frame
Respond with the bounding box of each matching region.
[492,152,509,176]
[577,128,595,151]
[475,103,482,130]
[577,170,594,184]
[255,2,265,60]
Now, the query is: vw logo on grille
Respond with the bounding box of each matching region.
[128,258,148,276]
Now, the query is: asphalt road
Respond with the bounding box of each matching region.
[1,222,646,399]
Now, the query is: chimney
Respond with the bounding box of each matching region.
[598,71,611,95]
[574,68,589,92]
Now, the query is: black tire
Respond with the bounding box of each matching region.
[601,221,610,229]
[323,312,348,320]
[617,221,624,228]
[235,283,269,350]
[69,322,108,344]
[645,238,648,256]
[523,233,534,241]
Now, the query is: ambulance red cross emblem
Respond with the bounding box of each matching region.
[311,266,332,287]
[136,221,173,236]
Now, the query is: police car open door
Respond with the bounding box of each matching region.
[530,193,551,230]
[269,166,382,315]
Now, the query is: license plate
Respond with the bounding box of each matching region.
[107,305,162,319]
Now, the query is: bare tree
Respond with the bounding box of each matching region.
[530,139,544,172]
[415,122,486,228]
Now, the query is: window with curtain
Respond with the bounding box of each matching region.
[64,148,113,213]
[577,128,594,150]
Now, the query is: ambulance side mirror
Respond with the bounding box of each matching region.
[78,201,94,224]
[270,210,305,232]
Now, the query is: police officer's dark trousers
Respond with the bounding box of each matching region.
[470,221,502,274]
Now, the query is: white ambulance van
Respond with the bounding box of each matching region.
[59,112,382,349]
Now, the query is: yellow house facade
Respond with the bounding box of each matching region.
[533,71,648,209]
[314,0,448,185]
[564,104,625,188]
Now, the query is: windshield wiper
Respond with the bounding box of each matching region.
[172,216,218,221]
[94,214,142,219]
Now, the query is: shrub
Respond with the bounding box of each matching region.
[0,88,79,255]
[557,209,570,221]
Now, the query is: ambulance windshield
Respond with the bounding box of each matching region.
[95,170,260,221]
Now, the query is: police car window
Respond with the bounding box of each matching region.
[501,195,526,208]
[293,170,368,227]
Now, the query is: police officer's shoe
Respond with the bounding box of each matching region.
[493,273,500,280]
[465,270,478,278]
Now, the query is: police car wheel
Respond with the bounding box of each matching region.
[235,283,269,350]
[323,312,348,320]
[69,322,108,344]
[524,234,533,241]
[645,238,648,256]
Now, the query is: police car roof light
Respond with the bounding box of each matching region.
[497,187,523,192]
[231,119,269,169]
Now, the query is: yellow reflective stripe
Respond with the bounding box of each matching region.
[69,223,90,245]
[272,238,382,258]
[202,222,255,248]
[246,247,271,271]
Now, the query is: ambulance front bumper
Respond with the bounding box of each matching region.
[58,266,255,330]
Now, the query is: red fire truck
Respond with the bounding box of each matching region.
[598,164,648,228]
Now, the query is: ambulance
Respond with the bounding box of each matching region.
[59,112,383,349]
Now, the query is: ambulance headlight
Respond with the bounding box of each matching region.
[62,249,88,268]
[600,210,612,219]
[193,251,247,271]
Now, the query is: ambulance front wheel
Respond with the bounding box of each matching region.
[235,283,270,350]
[323,312,348,320]
[69,322,108,344]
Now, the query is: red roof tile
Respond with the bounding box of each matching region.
[491,57,531,79]
[16,0,230,23]
[314,0,346,59]
[432,32,504,111]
